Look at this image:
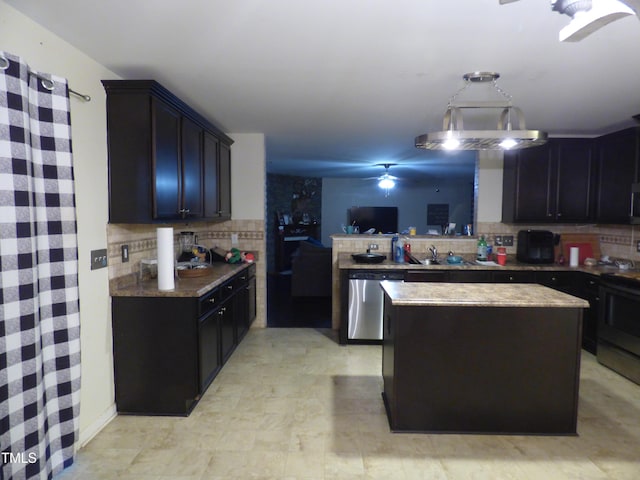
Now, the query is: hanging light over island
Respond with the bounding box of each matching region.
[415,72,548,151]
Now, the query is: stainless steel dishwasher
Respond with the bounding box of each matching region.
[348,271,404,340]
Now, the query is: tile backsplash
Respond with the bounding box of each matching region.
[107,219,266,327]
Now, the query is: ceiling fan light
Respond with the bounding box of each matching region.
[378,176,395,189]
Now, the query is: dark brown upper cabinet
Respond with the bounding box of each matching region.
[593,127,640,224]
[502,138,594,223]
[102,80,233,224]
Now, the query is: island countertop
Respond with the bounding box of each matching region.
[380,281,589,308]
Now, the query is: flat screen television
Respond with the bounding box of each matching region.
[348,206,398,234]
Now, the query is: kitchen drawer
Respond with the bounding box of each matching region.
[492,271,536,283]
[580,273,600,294]
[449,270,492,283]
[199,287,220,317]
[234,263,256,284]
[536,271,575,292]
[404,270,449,282]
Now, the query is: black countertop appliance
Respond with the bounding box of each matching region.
[516,230,555,264]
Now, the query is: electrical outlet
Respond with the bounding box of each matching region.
[637,240,640,252]
[231,233,239,245]
[121,244,129,263]
[91,249,108,270]
[368,243,379,250]
[494,235,503,246]
[503,235,514,246]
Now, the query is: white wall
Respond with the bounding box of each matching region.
[229,133,266,219]
[1,1,118,445]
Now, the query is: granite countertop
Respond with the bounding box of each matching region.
[110,262,252,298]
[380,281,590,308]
[338,252,624,276]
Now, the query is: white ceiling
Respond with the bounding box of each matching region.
[8,0,640,180]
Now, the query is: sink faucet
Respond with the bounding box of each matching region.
[428,245,438,262]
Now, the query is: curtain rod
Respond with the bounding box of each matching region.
[29,71,91,102]
[1,55,91,101]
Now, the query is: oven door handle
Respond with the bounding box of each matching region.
[602,282,640,298]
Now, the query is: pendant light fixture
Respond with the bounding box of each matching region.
[415,72,548,151]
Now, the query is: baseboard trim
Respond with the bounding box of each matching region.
[78,404,117,449]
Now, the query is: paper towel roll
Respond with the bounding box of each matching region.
[569,246,580,267]
[157,227,175,291]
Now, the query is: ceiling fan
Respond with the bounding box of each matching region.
[362,164,399,197]
[499,0,636,42]
[376,163,398,190]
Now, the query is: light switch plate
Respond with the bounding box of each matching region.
[231,233,239,245]
[121,245,129,263]
[91,249,108,270]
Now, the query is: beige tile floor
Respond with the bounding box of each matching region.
[58,328,640,479]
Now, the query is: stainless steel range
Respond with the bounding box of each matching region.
[598,270,640,385]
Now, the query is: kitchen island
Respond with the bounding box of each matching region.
[381,281,589,435]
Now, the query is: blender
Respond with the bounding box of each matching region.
[177,231,197,262]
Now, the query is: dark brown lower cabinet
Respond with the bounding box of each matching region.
[199,304,222,392]
[112,296,200,416]
[448,270,492,283]
[492,270,536,283]
[573,274,600,354]
[111,265,256,416]
[345,267,599,351]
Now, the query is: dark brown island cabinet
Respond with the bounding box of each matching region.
[102,80,233,223]
[380,281,588,434]
[111,264,256,416]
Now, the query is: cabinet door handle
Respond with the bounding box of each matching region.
[226,285,233,291]
[208,298,216,304]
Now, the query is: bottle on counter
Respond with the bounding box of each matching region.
[391,235,398,261]
[403,239,411,263]
[497,246,507,266]
[477,235,488,261]
[395,236,405,263]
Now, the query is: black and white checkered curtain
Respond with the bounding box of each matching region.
[0,52,80,480]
